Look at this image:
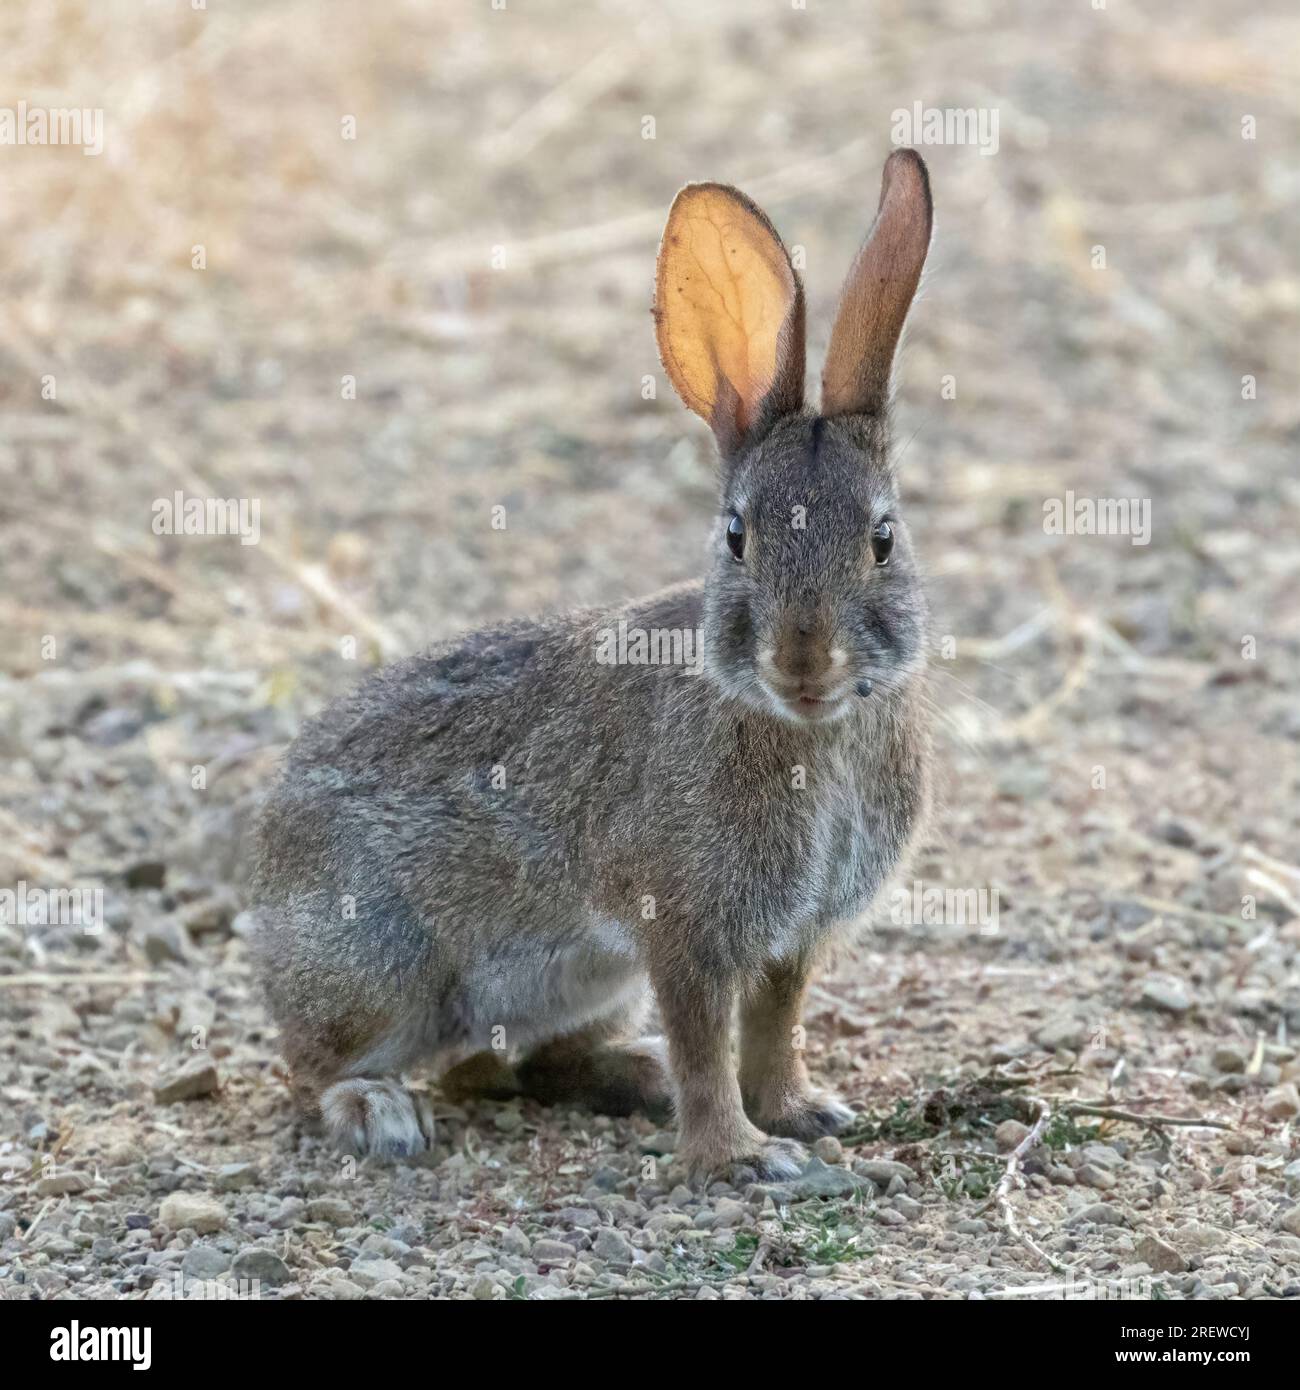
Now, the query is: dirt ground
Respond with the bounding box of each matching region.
[2,0,1299,1301]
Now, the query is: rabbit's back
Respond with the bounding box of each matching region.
[255,597,696,907]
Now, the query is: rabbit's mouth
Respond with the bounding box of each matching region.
[763,683,854,724]
[789,695,850,728]
[791,693,846,721]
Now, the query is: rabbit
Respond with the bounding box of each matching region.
[251,148,935,1183]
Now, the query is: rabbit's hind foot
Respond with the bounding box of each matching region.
[320,1077,435,1159]
[439,1050,520,1103]
[516,1033,673,1120]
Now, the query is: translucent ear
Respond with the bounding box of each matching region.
[821,150,932,419]
[655,183,804,454]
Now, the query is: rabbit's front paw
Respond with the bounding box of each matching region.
[758,1093,856,1142]
[321,1078,434,1159]
[688,1135,807,1186]
[725,1137,808,1185]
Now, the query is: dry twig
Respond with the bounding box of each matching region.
[1064,1103,1232,1132]
[993,1094,1066,1273]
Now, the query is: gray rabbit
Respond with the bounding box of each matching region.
[252,149,935,1182]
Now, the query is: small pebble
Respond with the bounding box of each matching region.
[159,1193,226,1235]
[153,1057,221,1104]
[994,1120,1030,1152]
[811,1136,843,1164]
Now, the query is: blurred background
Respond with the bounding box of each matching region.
[1,0,1299,1299]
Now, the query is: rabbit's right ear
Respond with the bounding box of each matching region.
[655,184,805,456]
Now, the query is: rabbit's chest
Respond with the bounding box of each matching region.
[795,759,882,923]
[739,745,892,955]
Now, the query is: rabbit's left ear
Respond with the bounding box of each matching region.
[821,149,932,419]
[655,184,804,456]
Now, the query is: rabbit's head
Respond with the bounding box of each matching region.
[655,150,933,725]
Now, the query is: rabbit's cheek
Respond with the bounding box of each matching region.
[857,592,923,668]
[720,594,753,647]
[703,591,760,680]
[864,607,898,657]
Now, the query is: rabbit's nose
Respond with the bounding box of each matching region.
[773,619,833,687]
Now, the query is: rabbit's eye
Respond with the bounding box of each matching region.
[870,520,894,565]
[726,513,746,562]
